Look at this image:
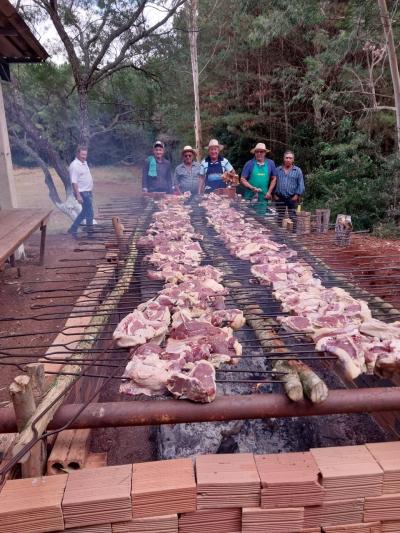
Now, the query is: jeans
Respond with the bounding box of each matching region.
[69,191,94,234]
[275,194,298,228]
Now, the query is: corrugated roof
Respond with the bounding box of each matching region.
[0,0,48,63]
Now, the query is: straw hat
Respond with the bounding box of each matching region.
[250,142,270,154]
[205,139,224,150]
[181,145,197,155]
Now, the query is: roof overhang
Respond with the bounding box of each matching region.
[0,1,49,65]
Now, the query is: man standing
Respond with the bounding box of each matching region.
[68,146,94,238]
[174,145,202,194]
[199,139,234,193]
[142,141,172,193]
[240,142,277,215]
[275,150,305,224]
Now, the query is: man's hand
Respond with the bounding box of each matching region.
[292,194,299,202]
[265,192,272,200]
[252,187,262,193]
[76,193,83,204]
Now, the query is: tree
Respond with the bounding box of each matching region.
[187,0,202,159]
[9,0,187,215]
[377,0,400,152]
[30,0,187,144]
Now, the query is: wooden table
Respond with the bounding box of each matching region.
[0,208,52,268]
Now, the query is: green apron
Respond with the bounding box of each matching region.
[244,161,270,215]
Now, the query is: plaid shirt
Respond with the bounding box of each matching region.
[174,161,202,192]
[275,165,305,197]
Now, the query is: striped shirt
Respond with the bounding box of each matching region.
[275,165,305,197]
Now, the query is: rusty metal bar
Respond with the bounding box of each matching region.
[1,387,400,433]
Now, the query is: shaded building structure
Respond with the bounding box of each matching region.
[0,0,48,209]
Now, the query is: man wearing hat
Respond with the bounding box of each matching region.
[174,146,202,194]
[142,141,172,193]
[199,139,235,193]
[240,143,277,214]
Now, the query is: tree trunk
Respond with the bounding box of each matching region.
[378,0,400,152]
[11,134,62,205]
[78,85,90,146]
[187,0,202,161]
[6,84,72,195]
[5,85,81,221]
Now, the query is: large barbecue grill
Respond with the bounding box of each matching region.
[1,194,400,480]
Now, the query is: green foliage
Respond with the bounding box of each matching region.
[303,120,397,230]
[8,0,400,236]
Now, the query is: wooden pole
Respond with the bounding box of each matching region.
[378,0,400,152]
[112,216,125,256]
[9,375,43,477]
[26,363,46,401]
[0,82,18,209]
[187,0,202,161]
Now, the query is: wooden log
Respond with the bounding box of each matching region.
[315,208,330,233]
[286,359,329,404]
[272,359,304,401]
[47,428,91,475]
[26,363,45,401]
[9,375,43,477]
[12,210,150,463]
[296,211,311,235]
[9,376,35,432]
[214,265,329,404]
[112,216,126,256]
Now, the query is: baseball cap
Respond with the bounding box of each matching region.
[153,140,165,149]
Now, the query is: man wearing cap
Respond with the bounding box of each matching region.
[174,146,202,194]
[240,143,277,215]
[274,150,305,225]
[199,139,235,193]
[142,141,172,193]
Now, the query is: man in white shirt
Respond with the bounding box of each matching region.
[68,146,94,238]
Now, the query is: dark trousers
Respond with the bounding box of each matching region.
[69,191,94,234]
[275,194,298,227]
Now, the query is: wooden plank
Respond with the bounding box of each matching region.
[0,208,51,265]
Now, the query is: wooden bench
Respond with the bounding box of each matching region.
[0,208,52,268]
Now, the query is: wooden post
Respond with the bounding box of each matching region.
[26,363,46,401]
[296,211,311,235]
[0,82,18,210]
[9,375,43,477]
[316,209,330,233]
[39,222,47,265]
[112,216,125,256]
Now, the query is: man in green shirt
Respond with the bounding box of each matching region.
[240,143,277,215]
